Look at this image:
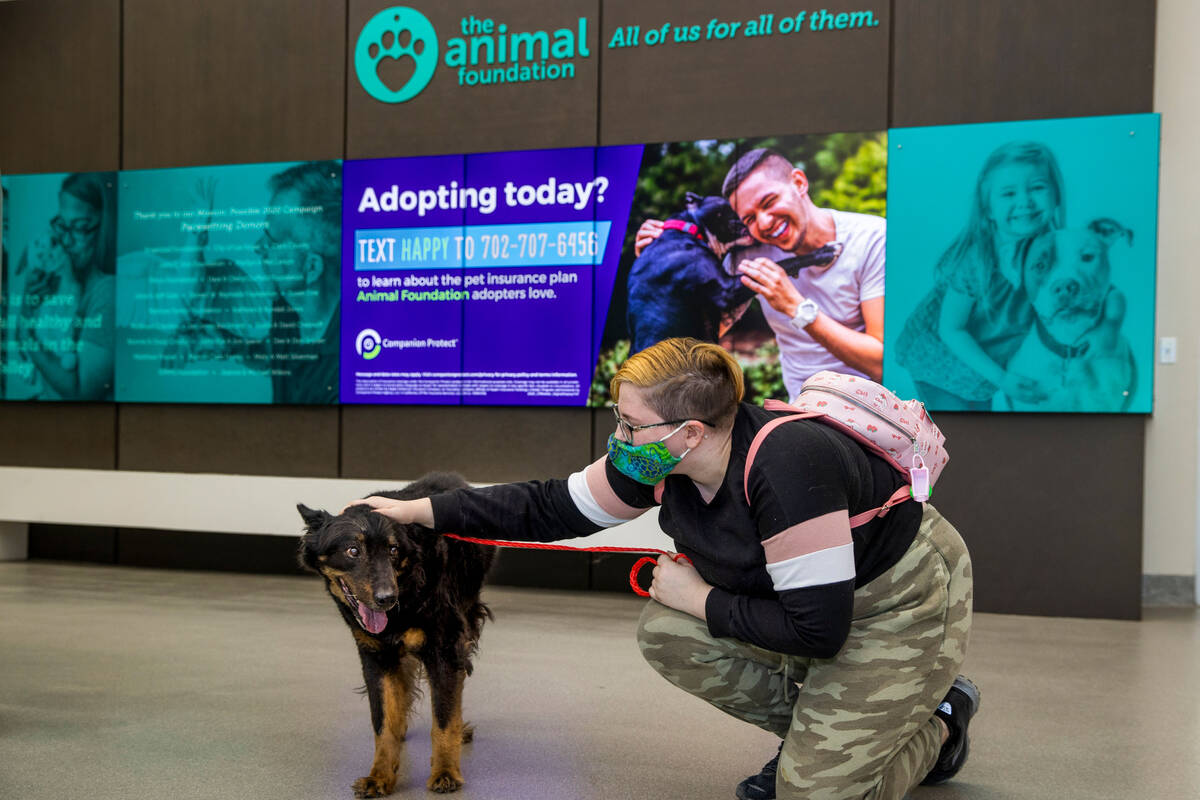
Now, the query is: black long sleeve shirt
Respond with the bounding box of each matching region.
[429,402,921,658]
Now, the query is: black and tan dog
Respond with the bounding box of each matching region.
[297,472,496,796]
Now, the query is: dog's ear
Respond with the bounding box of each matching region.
[684,191,702,210]
[296,503,331,531]
[296,533,323,573]
[1088,218,1133,248]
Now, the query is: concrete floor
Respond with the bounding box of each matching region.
[0,562,1196,800]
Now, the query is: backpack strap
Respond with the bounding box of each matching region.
[848,486,912,527]
[743,413,914,528]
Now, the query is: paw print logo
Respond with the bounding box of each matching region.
[356,7,439,103]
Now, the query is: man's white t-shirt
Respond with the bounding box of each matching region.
[731,208,886,398]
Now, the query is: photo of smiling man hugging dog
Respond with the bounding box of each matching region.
[623,138,887,404]
[722,148,887,395]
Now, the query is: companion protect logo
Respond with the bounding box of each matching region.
[355,7,439,103]
[356,328,383,360]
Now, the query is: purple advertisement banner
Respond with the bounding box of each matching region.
[341,146,641,405]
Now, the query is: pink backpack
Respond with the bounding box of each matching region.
[743,371,948,527]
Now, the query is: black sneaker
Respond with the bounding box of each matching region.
[921,675,981,785]
[735,741,783,800]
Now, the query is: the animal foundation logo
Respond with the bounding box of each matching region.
[355,6,590,101]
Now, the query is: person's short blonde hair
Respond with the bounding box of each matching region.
[611,338,744,430]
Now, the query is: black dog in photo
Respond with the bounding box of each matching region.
[626,193,844,353]
[297,472,496,797]
[626,193,753,353]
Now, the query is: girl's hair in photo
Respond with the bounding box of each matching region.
[60,172,117,276]
[934,141,1065,316]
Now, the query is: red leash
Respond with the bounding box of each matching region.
[442,533,692,597]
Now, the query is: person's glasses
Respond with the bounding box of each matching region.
[612,405,711,441]
[50,215,100,243]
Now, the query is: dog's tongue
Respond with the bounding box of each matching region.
[358,601,388,634]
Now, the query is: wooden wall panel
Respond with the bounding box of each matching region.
[600,0,889,144]
[931,413,1144,619]
[0,0,121,173]
[0,404,116,469]
[117,405,339,477]
[122,0,346,168]
[892,0,1156,127]
[346,0,600,157]
[342,405,593,483]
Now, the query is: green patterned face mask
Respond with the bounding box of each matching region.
[606,422,691,485]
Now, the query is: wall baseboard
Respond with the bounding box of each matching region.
[1142,574,1196,607]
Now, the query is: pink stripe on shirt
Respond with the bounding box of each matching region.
[584,458,644,521]
[761,510,852,564]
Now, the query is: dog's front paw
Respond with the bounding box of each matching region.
[352,774,396,798]
[426,769,464,793]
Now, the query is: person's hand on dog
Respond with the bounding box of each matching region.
[634,219,664,257]
[648,554,712,620]
[1002,371,1050,405]
[344,496,436,528]
[737,257,804,317]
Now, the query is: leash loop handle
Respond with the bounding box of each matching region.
[629,553,693,597]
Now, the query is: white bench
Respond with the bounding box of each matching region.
[0,466,673,560]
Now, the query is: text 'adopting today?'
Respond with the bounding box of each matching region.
[357,176,609,217]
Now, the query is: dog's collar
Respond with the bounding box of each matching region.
[1033,313,1094,360]
[776,242,844,274]
[662,219,705,242]
[1033,286,1113,362]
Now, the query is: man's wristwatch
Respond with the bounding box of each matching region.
[788,298,820,330]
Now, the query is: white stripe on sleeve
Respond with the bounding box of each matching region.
[567,469,629,528]
[764,542,856,591]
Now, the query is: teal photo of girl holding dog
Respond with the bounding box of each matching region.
[894,141,1064,410]
[885,113,1159,414]
[1,172,117,401]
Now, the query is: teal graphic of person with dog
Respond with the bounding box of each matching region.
[886,114,1159,413]
[1,172,116,401]
[116,161,342,404]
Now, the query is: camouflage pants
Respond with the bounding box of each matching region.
[637,505,972,800]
